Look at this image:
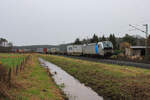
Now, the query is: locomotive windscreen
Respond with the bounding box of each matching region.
[102,41,113,49]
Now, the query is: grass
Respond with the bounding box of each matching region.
[0,53,27,69]
[8,55,65,100]
[40,54,150,100]
[0,54,66,100]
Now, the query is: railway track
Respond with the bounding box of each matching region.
[61,55,150,69]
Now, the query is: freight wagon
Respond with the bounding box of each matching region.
[58,44,67,55]
[67,45,83,55]
[83,41,113,56]
[14,49,24,53]
[49,48,60,54]
[36,48,48,54]
[83,43,98,55]
[36,48,43,53]
[24,49,32,53]
[43,48,48,54]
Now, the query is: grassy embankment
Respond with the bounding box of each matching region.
[0,53,26,69]
[0,54,66,100]
[0,53,28,100]
[40,55,150,100]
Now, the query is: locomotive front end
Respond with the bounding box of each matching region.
[102,41,113,56]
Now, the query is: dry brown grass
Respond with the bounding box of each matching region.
[0,64,13,100]
[8,55,65,100]
[0,55,31,100]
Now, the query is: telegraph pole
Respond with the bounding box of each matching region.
[129,24,149,58]
[144,24,149,56]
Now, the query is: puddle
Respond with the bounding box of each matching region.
[39,58,103,100]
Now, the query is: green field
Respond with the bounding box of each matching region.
[1,53,150,100]
[0,53,27,69]
[40,55,150,100]
[9,55,65,100]
[0,54,65,100]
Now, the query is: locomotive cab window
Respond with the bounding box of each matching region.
[69,47,72,50]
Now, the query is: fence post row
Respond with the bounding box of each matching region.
[4,55,31,88]
[16,65,18,75]
[20,62,22,71]
[7,55,30,81]
[8,68,11,87]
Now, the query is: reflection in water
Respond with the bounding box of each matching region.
[39,58,103,100]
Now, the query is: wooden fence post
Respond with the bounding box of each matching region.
[22,64,24,70]
[8,68,11,87]
[20,63,22,71]
[22,60,24,70]
[13,66,15,76]
[16,65,18,75]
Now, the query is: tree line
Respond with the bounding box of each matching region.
[74,34,149,50]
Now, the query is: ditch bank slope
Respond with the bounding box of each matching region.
[40,55,150,100]
[0,54,66,100]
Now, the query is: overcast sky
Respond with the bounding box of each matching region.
[0,0,150,46]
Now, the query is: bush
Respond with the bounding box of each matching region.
[113,50,123,55]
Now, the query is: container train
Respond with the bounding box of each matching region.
[13,41,113,57]
[48,41,113,57]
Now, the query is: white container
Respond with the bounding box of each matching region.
[50,48,60,54]
[83,42,105,56]
[83,43,97,55]
[67,45,83,55]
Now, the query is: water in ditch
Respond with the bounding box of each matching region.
[39,58,103,100]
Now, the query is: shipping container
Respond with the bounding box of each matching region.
[67,45,83,55]
[58,44,67,55]
[16,49,19,53]
[83,43,98,55]
[36,48,43,53]
[50,48,60,54]
[24,49,32,53]
[36,48,47,53]
[43,48,48,53]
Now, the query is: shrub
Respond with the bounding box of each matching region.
[113,50,123,55]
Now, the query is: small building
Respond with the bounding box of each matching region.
[125,46,150,56]
[0,41,11,47]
